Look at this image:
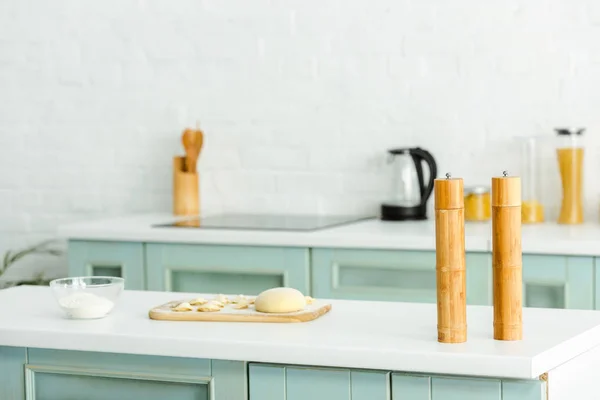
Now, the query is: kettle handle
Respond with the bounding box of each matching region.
[410,148,437,205]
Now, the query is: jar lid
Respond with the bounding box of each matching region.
[465,185,490,195]
[555,128,585,136]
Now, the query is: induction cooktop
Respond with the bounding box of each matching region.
[154,213,375,232]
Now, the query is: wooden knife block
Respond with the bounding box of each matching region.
[173,156,199,216]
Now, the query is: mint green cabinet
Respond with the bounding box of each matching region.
[391,373,545,400]
[249,365,544,400]
[311,249,491,305]
[1,347,246,400]
[502,380,547,400]
[522,255,594,309]
[67,240,145,290]
[249,364,389,400]
[146,243,310,295]
[0,347,550,400]
[0,346,26,400]
[66,240,597,310]
[431,376,501,400]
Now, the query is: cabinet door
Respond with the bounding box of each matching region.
[68,240,145,290]
[0,346,26,400]
[312,248,490,304]
[522,255,594,309]
[391,373,544,400]
[26,349,246,400]
[466,252,492,305]
[249,364,389,400]
[146,243,310,295]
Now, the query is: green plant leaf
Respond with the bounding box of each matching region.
[2,250,11,272]
[0,240,63,281]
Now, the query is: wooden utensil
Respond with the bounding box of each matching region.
[173,156,199,216]
[149,300,331,323]
[181,123,204,172]
[492,171,522,341]
[434,173,467,344]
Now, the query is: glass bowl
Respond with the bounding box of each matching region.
[49,276,124,319]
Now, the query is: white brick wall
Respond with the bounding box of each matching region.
[2,0,600,279]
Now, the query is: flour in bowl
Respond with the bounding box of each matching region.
[58,292,114,319]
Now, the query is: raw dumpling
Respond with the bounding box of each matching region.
[197,303,221,312]
[173,302,193,312]
[254,287,306,313]
[231,294,247,304]
[233,302,249,310]
[214,294,229,304]
[190,297,208,305]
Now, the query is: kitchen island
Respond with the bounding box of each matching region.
[59,214,600,311]
[59,213,600,255]
[2,286,600,399]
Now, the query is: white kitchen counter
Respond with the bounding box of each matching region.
[3,285,600,379]
[58,213,600,255]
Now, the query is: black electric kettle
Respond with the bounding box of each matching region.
[381,147,437,221]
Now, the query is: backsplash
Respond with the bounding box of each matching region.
[2,0,600,271]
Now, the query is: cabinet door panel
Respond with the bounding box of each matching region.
[68,241,145,290]
[431,377,500,400]
[466,252,492,305]
[26,349,246,400]
[0,346,26,400]
[522,255,593,310]
[313,249,490,304]
[312,249,437,303]
[392,373,431,400]
[249,364,285,400]
[249,364,389,400]
[351,370,390,400]
[147,243,310,295]
[502,380,545,400]
[171,270,283,294]
[212,359,247,400]
[31,372,209,400]
[286,367,350,400]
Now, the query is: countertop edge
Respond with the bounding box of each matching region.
[57,216,600,256]
[56,227,489,252]
[0,332,539,380]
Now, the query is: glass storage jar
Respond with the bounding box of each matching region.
[519,136,545,223]
[555,128,585,224]
[464,186,491,222]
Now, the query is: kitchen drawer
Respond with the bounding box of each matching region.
[391,373,544,400]
[23,349,245,400]
[522,255,594,310]
[249,363,389,400]
[67,240,145,290]
[311,248,490,305]
[146,243,310,295]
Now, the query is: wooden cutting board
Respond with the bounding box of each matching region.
[149,297,332,323]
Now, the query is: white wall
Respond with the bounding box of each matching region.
[2,0,600,279]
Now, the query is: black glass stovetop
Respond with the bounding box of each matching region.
[154,213,375,232]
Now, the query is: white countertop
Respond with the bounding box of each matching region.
[4,285,600,379]
[58,213,600,255]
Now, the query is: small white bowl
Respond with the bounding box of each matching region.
[49,276,124,319]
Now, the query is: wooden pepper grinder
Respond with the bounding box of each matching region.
[492,171,523,341]
[435,173,467,344]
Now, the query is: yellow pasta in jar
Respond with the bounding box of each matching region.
[464,187,491,222]
[522,200,544,223]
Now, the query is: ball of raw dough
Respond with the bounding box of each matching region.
[254,287,306,313]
